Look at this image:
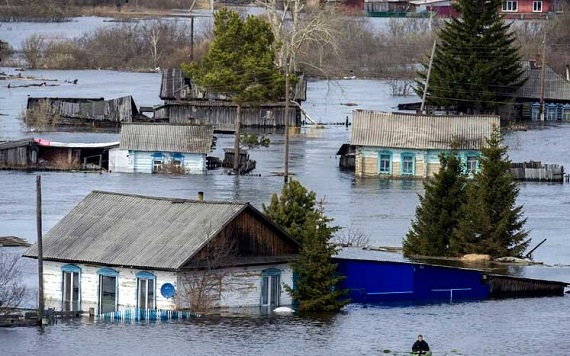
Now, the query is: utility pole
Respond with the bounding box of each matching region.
[420,40,437,115]
[283,67,290,184]
[36,175,44,326]
[539,30,547,122]
[190,16,194,62]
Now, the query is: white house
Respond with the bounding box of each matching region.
[109,123,213,174]
[24,191,299,315]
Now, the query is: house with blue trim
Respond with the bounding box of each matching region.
[109,123,213,174]
[351,110,499,178]
[23,191,300,315]
[505,60,570,121]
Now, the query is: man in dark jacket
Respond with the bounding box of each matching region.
[412,334,430,355]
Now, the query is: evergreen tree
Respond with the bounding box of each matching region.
[415,0,525,114]
[263,180,349,312]
[403,149,467,257]
[453,126,530,257]
[182,8,285,171]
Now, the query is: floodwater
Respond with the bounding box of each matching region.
[1,17,570,356]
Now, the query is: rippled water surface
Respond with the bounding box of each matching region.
[1,17,570,355]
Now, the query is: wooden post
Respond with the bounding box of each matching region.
[284,69,290,184]
[36,175,44,326]
[420,40,437,115]
[190,16,194,62]
[233,105,241,172]
[539,30,547,122]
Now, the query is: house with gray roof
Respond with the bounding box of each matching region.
[505,60,570,121]
[109,123,213,174]
[24,191,299,315]
[351,110,499,178]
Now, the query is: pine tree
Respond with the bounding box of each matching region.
[415,0,525,114]
[182,8,285,171]
[403,149,467,257]
[263,180,349,312]
[453,126,530,257]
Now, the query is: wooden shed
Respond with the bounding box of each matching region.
[154,68,306,130]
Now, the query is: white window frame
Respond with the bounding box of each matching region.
[136,272,156,310]
[62,265,81,312]
[502,1,518,12]
[533,0,542,12]
[466,156,478,174]
[261,269,281,307]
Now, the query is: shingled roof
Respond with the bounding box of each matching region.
[24,191,296,270]
[351,110,499,150]
[119,123,213,154]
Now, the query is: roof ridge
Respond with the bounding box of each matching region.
[90,190,247,205]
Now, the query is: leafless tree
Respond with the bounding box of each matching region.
[21,34,45,69]
[334,225,370,248]
[0,251,27,316]
[178,227,238,313]
[386,78,415,97]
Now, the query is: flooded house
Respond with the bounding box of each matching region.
[350,110,499,178]
[152,69,307,132]
[108,123,214,174]
[0,138,118,171]
[23,191,300,315]
[26,96,140,126]
[502,60,570,122]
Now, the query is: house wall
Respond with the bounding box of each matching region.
[108,148,133,173]
[131,150,206,174]
[0,146,32,166]
[177,263,294,309]
[42,261,177,313]
[355,147,477,178]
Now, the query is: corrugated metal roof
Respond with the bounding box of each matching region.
[514,61,570,101]
[351,110,499,150]
[119,123,213,154]
[159,68,185,100]
[23,191,252,270]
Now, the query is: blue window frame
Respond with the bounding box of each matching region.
[98,268,118,314]
[531,103,540,121]
[546,103,558,121]
[378,151,392,174]
[170,153,184,168]
[62,264,81,311]
[400,153,415,176]
[261,268,281,307]
[151,152,164,173]
[466,154,479,174]
[562,104,570,121]
[136,271,156,310]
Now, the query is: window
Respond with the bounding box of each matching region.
[98,268,118,314]
[171,153,183,169]
[261,268,281,307]
[546,104,558,121]
[562,105,570,121]
[401,153,415,175]
[502,1,518,11]
[136,272,155,310]
[62,264,80,311]
[533,1,542,12]
[466,156,478,174]
[152,153,164,173]
[378,152,392,174]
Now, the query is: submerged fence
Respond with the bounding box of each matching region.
[510,161,564,182]
[99,308,197,322]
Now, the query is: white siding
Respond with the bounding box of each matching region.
[177,263,294,309]
[132,151,206,174]
[42,261,177,313]
[108,148,133,173]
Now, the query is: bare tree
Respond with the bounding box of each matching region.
[0,251,27,316]
[334,225,370,248]
[178,229,238,314]
[21,34,45,69]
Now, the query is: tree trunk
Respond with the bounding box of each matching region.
[233,104,241,172]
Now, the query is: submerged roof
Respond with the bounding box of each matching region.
[24,191,293,270]
[351,110,499,150]
[119,123,213,154]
